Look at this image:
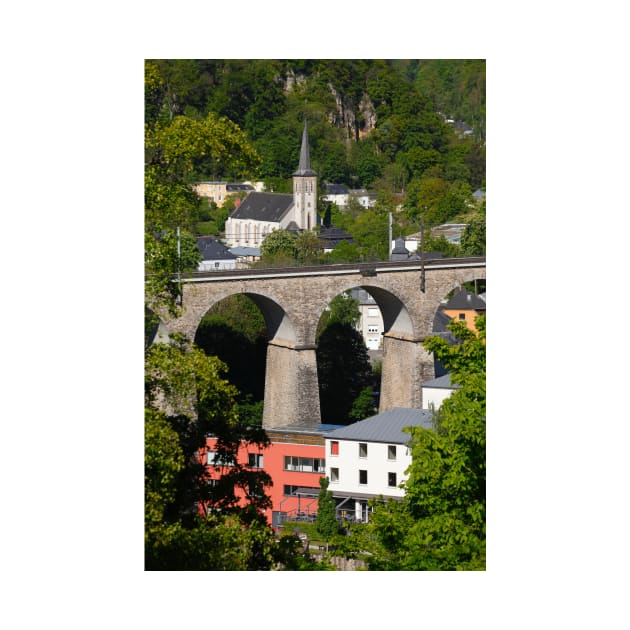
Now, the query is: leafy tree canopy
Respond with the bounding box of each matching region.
[354,314,486,570]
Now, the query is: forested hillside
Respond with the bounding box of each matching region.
[146,59,485,193]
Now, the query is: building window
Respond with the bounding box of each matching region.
[283,456,325,472]
[388,472,397,487]
[247,483,263,499]
[359,470,368,485]
[283,485,319,496]
[208,451,234,467]
[387,445,397,460]
[368,326,380,333]
[459,313,466,321]
[330,441,339,456]
[359,443,368,458]
[214,262,220,269]
[330,467,339,482]
[248,453,264,468]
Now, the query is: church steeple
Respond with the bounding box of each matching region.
[292,119,318,231]
[293,120,317,177]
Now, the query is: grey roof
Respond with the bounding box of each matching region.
[445,288,486,310]
[324,183,349,195]
[195,237,237,260]
[229,246,261,257]
[409,251,443,260]
[226,183,254,192]
[350,287,377,305]
[422,373,460,389]
[318,226,354,246]
[326,408,434,444]
[293,120,317,177]
[433,309,452,332]
[229,192,293,222]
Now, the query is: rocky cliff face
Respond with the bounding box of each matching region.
[284,71,377,143]
[328,84,377,143]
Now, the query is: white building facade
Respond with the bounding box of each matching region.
[324,408,434,523]
[421,374,459,411]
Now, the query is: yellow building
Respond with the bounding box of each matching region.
[442,288,486,331]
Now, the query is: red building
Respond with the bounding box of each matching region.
[203,424,341,528]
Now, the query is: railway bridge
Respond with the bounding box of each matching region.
[159,257,486,429]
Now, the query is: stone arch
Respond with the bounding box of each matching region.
[306,280,417,346]
[311,282,419,417]
[242,292,298,346]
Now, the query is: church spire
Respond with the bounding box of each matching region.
[293,119,317,176]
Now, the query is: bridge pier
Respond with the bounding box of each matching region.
[263,342,321,429]
[379,334,434,412]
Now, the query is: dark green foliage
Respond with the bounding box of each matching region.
[413,60,486,141]
[359,314,486,570]
[316,477,340,543]
[317,292,361,337]
[349,387,376,421]
[144,228,202,314]
[460,218,486,256]
[147,59,485,192]
[259,229,297,260]
[316,322,372,425]
[144,341,283,570]
[194,295,268,401]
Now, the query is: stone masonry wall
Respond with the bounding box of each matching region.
[163,262,486,425]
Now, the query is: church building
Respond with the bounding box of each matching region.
[223,121,318,249]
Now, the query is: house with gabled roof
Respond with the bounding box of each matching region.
[442,287,486,331]
[195,236,237,271]
[322,182,350,207]
[224,121,319,249]
[324,407,434,523]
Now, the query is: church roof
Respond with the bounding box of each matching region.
[229,192,294,222]
[293,120,317,177]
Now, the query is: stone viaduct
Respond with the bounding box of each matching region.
[160,257,486,430]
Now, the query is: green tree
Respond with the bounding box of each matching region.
[316,476,340,550]
[460,199,486,256]
[259,229,297,265]
[363,314,486,570]
[317,292,361,335]
[145,338,290,570]
[316,322,372,425]
[145,339,270,518]
[349,386,376,421]
[295,230,322,264]
[144,228,202,315]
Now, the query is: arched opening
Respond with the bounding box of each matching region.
[194,294,269,406]
[314,285,409,425]
[193,292,299,425]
